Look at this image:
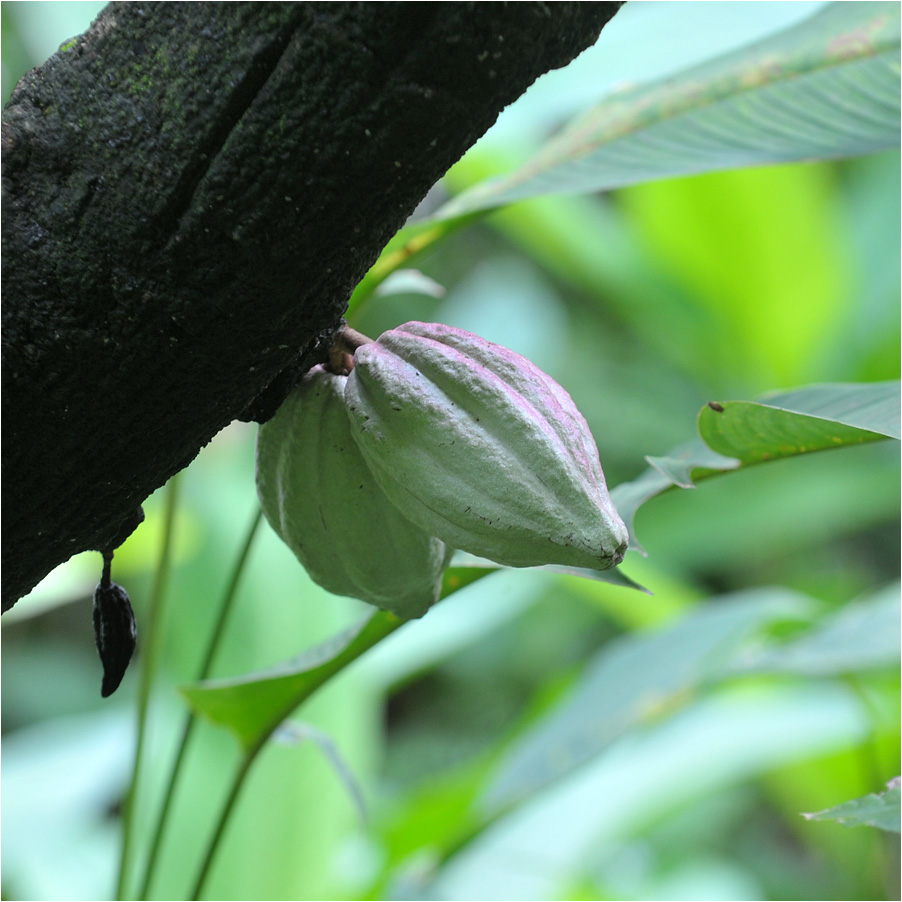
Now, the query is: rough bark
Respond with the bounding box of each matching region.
[2,1,622,610]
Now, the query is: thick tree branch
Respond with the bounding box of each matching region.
[2,1,622,610]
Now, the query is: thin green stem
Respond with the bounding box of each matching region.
[196,507,265,679]
[189,746,261,901]
[845,673,890,787]
[843,674,894,894]
[136,507,264,900]
[116,474,181,901]
[184,571,488,898]
[187,611,405,900]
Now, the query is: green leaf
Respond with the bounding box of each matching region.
[439,563,505,597]
[180,567,495,753]
[803,781,902,833]
[375,269,446,300]
[730,583,901,677]
[347,216,476,315]
[181,611,400,753]
[449,551,650,594]
[611,438,740,553]
[700,381,899,463]
[645,439,742,489]
[758,381,901,439]
[541,562,651,595]
[434,2,901,220]
[612,382,898,551]
[482,588,815,814]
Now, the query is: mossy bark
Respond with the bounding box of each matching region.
[1,1,621,609]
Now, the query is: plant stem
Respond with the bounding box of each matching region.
[186,611,405,900]
[183,571,491,897]
[136,506,264,900]
[189,746,260,901]
[116,474,181,901]
[846,674,891,786]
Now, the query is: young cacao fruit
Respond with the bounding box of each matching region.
[93,578,137,698]
[256,365,452,619]
[344,322,629,571]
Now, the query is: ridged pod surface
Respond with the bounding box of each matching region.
[256,365,452,619]
[344,322,629,570]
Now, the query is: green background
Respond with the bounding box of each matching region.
[2,3,899,900]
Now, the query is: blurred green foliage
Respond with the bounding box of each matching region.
[2,3,899,901]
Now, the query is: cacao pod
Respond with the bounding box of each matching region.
[344,322,628,571]
[93,579,136,698]
[256,365,452,619]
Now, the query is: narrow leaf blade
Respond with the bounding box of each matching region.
[700,382,899,464]
[483,588,815,814]
[435,2,901,220]
[758,381,901,439]
[731,583,901,676]
[804,784,902,833]
[181,612,401,752]
[611,438,740,552]
[180,567,494,752]
[613,382,898,551]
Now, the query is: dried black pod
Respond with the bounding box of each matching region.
[93,579,137,697]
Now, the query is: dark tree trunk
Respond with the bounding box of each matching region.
[2,1,622,610]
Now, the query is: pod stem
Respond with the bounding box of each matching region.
[327,323,374,375]
[101,549,113,589]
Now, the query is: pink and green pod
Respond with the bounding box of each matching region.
[256,365,453,619]
[344,322,628,571]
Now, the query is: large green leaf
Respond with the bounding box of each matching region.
[754,381,901,437]
[434,2,900,220]
[804,780,902,833]
[180,568,493,753]
[729,583,901,676]
[180,611,398,753]
[699,381,900,462]
[434,682,877,900]
[612,381,899,551]
[481,588,815,814]
[611,438,740,554]
[482,583,899,819]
